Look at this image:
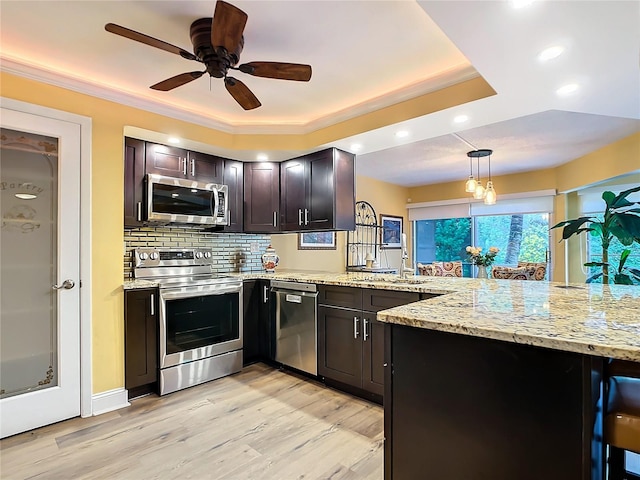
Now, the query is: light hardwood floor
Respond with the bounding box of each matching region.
[0,363,383,480]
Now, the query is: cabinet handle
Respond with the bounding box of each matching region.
[363,318,369,341]
[136,202,142,222]
[191,159,195,177]
[304,208,309,226]
[263,285,268,303]
[353,316,360,339]
[298,208,303,226]
[273,211,278,228]
[182,158,187,176]
[150,294,155,316]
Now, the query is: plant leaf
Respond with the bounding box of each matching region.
[602,191,616,208]
[584,262,606,267]
[555,217,596,240]
[618,249,631,271]
[613,273,634,285]
[586,272,603,283]
[614,213,640,242]
[611,185,640,208]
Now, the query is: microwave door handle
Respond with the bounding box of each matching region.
[211,187,219,219]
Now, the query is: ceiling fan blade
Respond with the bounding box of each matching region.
[105,23,198,61]
[238,62,312,82]
[150,71,205,91]
[224,77,261,110]
[211,1,247,55]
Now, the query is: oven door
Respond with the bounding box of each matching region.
[159,282,242,369]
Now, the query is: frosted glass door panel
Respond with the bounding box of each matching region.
[1,128,58,399]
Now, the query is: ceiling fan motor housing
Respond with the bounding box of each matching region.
[190,17,244,78]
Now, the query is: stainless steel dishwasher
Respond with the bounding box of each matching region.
[271,280,318,376]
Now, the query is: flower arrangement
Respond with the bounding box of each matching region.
[466,246,499,266]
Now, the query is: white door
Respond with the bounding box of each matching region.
[0,107,81,438]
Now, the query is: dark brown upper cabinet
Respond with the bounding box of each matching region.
[145,142,223,184]
[244,162,280,233]
[222,159,244,232]
[124,137,146,227]
[280,148,355,232]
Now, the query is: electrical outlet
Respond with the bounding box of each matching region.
[250,242,260,253]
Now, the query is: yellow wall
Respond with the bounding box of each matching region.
[271,176,410,272]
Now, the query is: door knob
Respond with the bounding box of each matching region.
[52,279,75,290]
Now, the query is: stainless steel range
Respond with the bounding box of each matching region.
[133,248,243,395]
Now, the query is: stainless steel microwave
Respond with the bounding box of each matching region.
[146,174,229,225]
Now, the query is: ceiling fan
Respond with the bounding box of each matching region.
[105,0,312,110]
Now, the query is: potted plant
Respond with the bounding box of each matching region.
[551,185,640,284]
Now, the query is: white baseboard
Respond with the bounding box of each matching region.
[91,388,130,416]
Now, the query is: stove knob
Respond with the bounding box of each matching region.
[139,252,148,260]
[204,252,212,259]
[195,251,204,259]
[149,252,158,260]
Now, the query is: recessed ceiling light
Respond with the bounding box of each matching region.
[538,45,564,62]
[168,137,181,144]
[454,115,469,124]
[395,130,409,138]
[556,83,579,96]
[350,143,362,152]
[510,0,534,8]
[256,153,269,161]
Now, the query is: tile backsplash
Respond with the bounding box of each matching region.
[124,225,271,278]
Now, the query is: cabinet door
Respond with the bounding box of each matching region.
[306,150,334,230]
[187,151,223,184]
[257,280,274,360]
[244,162,280,233]
[362,316,385,396]
[124,137,145,226]
[124,289,158,390]
[279,157,307,231]
[318,305,363,388]
[222,160,244,232]
[242,281,260,366]
[145,142,188,178]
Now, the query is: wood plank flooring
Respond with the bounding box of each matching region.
[0,363,383,480]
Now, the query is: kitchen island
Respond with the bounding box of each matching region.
[374,278,639,480]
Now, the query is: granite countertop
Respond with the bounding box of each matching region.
[123,270,640,362]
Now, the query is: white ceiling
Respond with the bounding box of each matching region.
[1,0,639,187]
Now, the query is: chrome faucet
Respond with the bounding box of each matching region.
[400,239,414,279]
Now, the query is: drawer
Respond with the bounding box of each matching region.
[318,285,362,310]
[362,288,420,312]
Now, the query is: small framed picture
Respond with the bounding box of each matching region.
[297,231,337,250]
[380,214,403,249]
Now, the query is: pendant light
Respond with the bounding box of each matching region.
[484,151,497,205]
[464,151,477,193]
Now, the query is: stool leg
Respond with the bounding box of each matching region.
[608,446,625,480]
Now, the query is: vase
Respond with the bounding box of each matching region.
[261,245,280,272]
[476,265,488,278]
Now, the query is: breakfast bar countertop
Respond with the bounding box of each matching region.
[124,271,640,362]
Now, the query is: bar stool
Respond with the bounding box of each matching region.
[605,359,640,480]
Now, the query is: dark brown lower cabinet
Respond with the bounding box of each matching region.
[124,289,158,398]
[242,279,272,366]
[318,285,423,402]
[384,324,605,480]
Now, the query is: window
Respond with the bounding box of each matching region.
[414,213,550,277]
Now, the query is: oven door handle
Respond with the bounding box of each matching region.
[160,285,241,300]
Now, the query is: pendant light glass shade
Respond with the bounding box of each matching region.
[473,181,485,199]
[465,176,477,193]
[484,181,497,205]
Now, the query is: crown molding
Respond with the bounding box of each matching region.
[2,55,478,137]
